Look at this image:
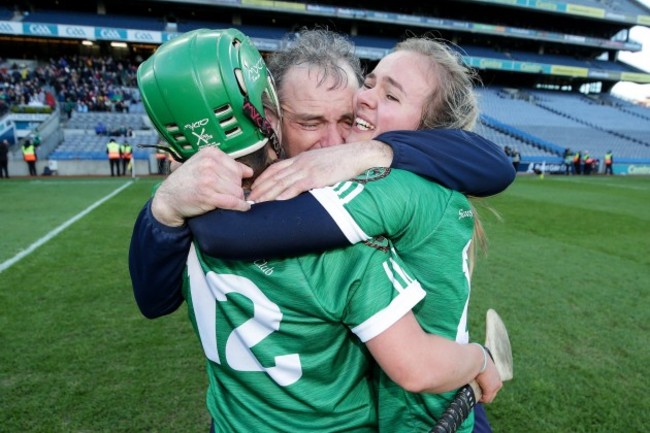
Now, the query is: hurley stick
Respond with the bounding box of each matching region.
[429,309,513,433]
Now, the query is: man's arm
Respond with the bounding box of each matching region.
[136,129,514,290]
[129,200,191,318]
[128,147,253,318]
[189,193,349,260]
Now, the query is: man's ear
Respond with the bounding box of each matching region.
[264,107,282,142]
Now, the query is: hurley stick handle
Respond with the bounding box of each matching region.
[429,381,481,433]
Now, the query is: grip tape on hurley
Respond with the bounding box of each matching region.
[429,384,476,433]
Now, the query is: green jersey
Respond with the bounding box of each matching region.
[310,168,476,433]
[183,236,425,432]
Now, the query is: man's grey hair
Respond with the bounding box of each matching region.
[268,28,363,96]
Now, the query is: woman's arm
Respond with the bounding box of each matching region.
[381,129,515,197]
[134,129,515,284]
[249,129,515,202]
[366,311,502,401]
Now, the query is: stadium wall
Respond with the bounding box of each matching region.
[6,157,157,177]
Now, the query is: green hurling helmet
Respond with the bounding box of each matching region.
[137,28,280,162]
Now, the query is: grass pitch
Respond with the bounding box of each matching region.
[1,175,648,432]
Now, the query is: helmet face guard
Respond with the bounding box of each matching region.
[137,28,280,162]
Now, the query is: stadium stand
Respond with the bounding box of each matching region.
[477,87,650,161]
[0,0,649,175]
[64,111,148,132]
[49,131,158,161]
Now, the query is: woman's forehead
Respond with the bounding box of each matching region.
[371,51,436,94]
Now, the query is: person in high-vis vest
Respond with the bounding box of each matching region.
[106,137,122,177]
[572,151,581,175]
[121,140,133,176]
[155,147,168,175]
[582,150,592,175]
[604,150,613,175]
[22,139,37,176]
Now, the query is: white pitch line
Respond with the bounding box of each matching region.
[0,181,133,274]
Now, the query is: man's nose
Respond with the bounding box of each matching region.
[320,125,344,147]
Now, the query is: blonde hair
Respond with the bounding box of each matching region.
[395,36,488,268]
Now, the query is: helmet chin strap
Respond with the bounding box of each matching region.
[243,99,285,160]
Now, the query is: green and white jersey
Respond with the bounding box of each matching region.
[183,236,425,433]
[310,167,476,433]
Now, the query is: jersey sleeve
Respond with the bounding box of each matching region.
[188,193,349,260]
[347,247,426,343]
[129,199,191,318]
[309,169,453,248]
[309,239,426,343]
[377,129,516,197]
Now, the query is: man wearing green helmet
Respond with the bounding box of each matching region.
[137,28,283,163]
[132,28,502,433]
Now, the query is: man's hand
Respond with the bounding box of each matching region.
[249,140,393,202]
[151,147,254,227]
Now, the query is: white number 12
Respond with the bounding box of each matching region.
[187,245,302,386]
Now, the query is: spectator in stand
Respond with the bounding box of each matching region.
[604,150,613,175]
[75,100,88,112]
[22,138,37,176]
[563,148,573,175]
[95,121,107,136]
[111,126,128,137]
[156,147,168,175]
[1,54,144,118]
[0,139,9,178]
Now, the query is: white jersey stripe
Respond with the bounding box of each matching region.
[333,181,354,195]
[352,280,426,342]
[340,183,364,204]
[310,187,370,244]
[332,180,365,204]
[388,257,414,287]
[382,261,401,292]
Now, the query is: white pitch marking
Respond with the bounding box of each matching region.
[0,181,133,273]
